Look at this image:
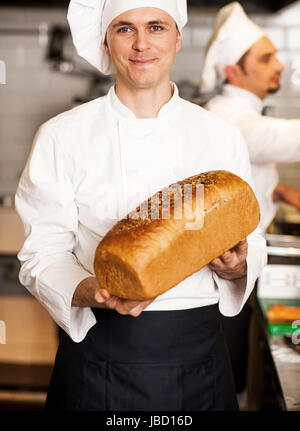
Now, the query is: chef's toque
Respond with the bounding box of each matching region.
[200,2,265,93]
[67,0,187,75]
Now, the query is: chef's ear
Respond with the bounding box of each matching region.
[104,35,111,57]
[175,25,182,53]
[224,64,242,85]
[176,31,182,53]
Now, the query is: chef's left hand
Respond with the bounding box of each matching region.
[208,239,248,280]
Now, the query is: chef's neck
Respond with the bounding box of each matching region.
[114,78,174,119]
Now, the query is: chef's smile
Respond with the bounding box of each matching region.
[129,57,158,67]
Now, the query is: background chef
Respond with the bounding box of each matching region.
[201,1,300,234]
[200,1,300,403]
[15,0,266,411]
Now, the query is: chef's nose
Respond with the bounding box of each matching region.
[275,56,285,72]
[132,30,150,51]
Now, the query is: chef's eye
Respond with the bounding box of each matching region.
[260,54,272,63]
[151,25,163,31]
[118,27,132,33]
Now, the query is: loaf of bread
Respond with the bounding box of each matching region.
[267,304,300,323]
[94,170,260,300]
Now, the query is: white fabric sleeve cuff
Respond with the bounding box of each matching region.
[35,263,97,343]
[215,230,267,317]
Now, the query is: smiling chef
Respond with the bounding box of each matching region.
[15,0,266,411]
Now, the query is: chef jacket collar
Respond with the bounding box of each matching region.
[222,84,264,114]
[107,83,180,120]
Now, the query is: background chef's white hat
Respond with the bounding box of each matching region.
[67,0,187,75]
[200,2,265,93]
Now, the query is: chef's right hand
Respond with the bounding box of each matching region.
[72,276,154,317]
[95,288,154,317]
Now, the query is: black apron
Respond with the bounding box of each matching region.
[219,299,252,394]
[45,304,238,411]
[219,288,257,394]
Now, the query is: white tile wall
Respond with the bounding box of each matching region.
[180,27,192,49]
[0,4,300,196]
[263,26,286,50]
[172,49,203,84]
[287,28,300,51]
[191,27,211,48]
[265,1,300,26]
[0,7,90,196]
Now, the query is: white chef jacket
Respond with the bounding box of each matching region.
[206,84,300,232]
[15,84,266,343]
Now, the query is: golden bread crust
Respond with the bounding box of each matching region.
[94,170,260,300]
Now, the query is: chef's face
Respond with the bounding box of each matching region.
[237,36,285,99]
[104,7,182,91]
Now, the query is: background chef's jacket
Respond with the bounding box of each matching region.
[15,84,266,342]
[206,84,300,232]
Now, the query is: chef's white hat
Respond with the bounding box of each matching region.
[200,2,265,93]
[67,0,187,75]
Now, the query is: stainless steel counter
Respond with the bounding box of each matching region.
[256,233,300,411]
[268,334,300,411]
[255,297,300,411]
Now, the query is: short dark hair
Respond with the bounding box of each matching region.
[236,49,250,73]
[224,48,250,84]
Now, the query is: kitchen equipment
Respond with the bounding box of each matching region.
[258,233,300,298]
[274,221,300,236]
[259,298,300,335]
[46,25,112,82]
[258,263,300,299]
[46,24,113,106]
[0,255,29,296]
[273,203,300,236]
[258,232,300,335]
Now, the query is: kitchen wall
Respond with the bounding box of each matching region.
[0,8,91,197]
[0,3,300,198]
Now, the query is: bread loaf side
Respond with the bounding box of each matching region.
[94,170,260,300]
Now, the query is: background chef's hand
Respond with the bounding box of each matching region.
[208,239,248,280]
[273,184,300,211]
[95,288,154,317]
